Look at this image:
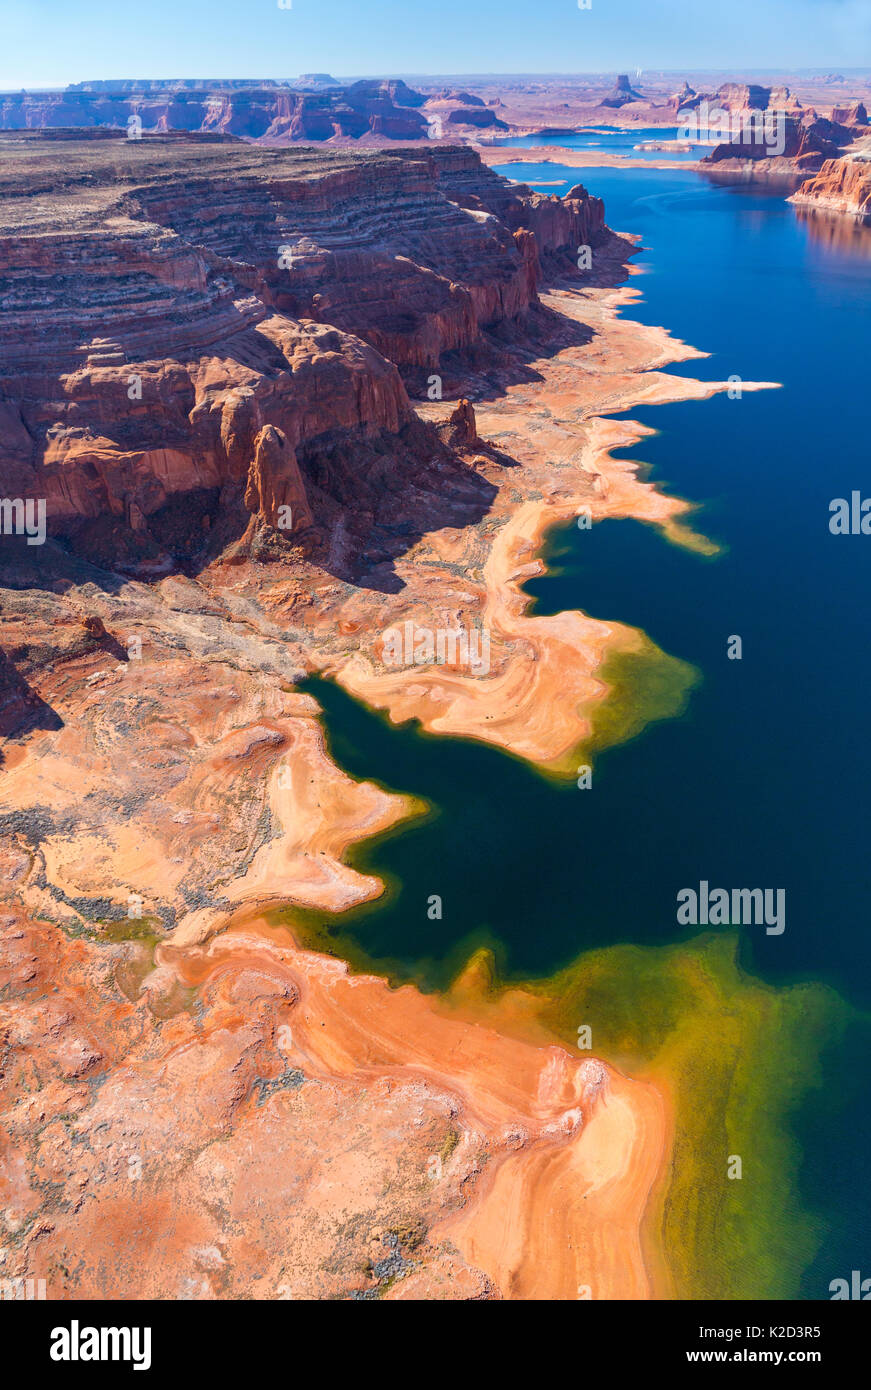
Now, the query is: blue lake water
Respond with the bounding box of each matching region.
[489,125,704,161]
[296,161,871,1297]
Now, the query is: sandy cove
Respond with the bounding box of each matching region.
[329,270,778,769]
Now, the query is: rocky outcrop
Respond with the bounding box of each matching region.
[831,102,868,128]
[437,90,486,107]
[442,398,478,448]
[769,86,804,113]
[243,424,314,533]
[789,156,871,220]
[426,147,605,266]
[680,82,797,116]
[293,74,342,90]
[703,112,857,173]
[667,81,696,112]
[345,79,426,109]
[601,75,644,109]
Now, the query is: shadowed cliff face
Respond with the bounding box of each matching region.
[0,136,605,570]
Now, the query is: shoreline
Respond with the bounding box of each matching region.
[476,142,704,172]
[159,913,672,1300]
[322,268,777,775]
[0,171,777,1300]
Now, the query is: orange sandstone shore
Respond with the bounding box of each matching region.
[0,227,776,1299]
[328,273,777,771]
[166,916,669,1300]
[0,891,669,1298]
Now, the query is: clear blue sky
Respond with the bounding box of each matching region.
[3,0,870,89]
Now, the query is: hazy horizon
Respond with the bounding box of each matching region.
[5,67,871,92]
[4,0,871,91]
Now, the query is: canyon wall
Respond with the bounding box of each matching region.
[0,134,606,568]
[0,82,430,143]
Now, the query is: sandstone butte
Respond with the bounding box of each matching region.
[789,151,871,220]
[0,132,777,1300]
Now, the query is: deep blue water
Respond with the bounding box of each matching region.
[317,164,871,1010]
[490,125,704,161]
[506,166,871,1005]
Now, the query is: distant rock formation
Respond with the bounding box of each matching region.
[444,108,507,130]
[601,75,643,109]
[435,89,486,107]
[293,74,342,90]
[703,112,856,172]
[344,78,426,109]
[680,82,804,117]
[668,80,696,111]
[831,102,868,127]
[0,80,430,143]
[66,78,295,93]
[706,82,772,112]
[769,86,803,113]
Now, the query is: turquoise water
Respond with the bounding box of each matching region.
[489,125,704,161]
[294,163,871,1297]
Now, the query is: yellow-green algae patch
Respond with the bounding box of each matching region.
[456,932,852,1300]
[585,634,699,760]
[536,630,699,781]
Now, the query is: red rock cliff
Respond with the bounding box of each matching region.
[0,135,610,564]
[789,156,871,219]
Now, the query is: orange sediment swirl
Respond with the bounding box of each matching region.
[164,916,669,1300]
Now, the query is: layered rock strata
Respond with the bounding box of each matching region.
[0,135,605,566]
[0,127,785,1298]
[0,82,430,143]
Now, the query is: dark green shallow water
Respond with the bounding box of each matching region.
[285,166,871,1299]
